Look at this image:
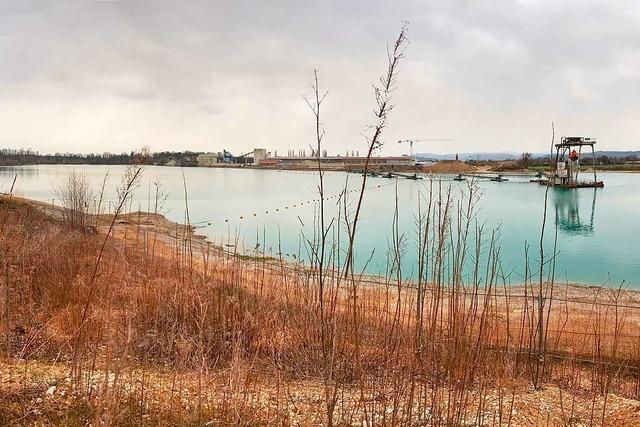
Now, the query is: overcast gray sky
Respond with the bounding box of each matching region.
[1,0,639,156]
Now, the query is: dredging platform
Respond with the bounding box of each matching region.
[539,136,604,188]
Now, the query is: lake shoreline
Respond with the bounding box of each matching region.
[4,193,636,299]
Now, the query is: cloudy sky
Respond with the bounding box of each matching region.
[1,0,639,156]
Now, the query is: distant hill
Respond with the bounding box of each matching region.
[415,150,640,161]
[592,150,640,158]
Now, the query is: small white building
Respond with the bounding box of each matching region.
[197,152,219,166]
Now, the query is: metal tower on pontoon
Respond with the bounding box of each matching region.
[544,136,604,188]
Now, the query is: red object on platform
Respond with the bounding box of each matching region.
[569,150,579,161]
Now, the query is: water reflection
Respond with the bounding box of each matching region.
[0,166,39,178]
[553,188,598,235]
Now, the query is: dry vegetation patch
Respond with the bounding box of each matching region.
[1,195,640,425]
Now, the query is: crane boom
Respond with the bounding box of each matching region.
[397,138,453,157]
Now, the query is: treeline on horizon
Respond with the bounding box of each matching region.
[466,151,640,168]
[0,148,202,167]
[1,147,638,168]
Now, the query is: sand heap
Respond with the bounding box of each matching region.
[425,160,477,174]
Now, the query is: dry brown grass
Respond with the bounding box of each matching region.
[1,194,640,425]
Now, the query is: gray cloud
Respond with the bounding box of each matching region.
[1,0,639,154]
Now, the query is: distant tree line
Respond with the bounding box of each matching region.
[0,148,203,167]
[593,154,639,165]
[521,153,639,167]
[463,152,640,171]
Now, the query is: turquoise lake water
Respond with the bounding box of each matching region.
[1,165,638,287]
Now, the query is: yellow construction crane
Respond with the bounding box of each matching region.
[397,138,453,157]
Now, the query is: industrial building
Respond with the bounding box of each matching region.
[196,148,269,166]
[258,156,414,170]
[253,148,267,163]
[197,152,219,166]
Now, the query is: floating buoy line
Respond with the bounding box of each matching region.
[194,181,396,227]
[190,174,534,229]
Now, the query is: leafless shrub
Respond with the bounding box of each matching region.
[56,171,95,230]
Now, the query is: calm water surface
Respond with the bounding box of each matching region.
[1,165,638,287]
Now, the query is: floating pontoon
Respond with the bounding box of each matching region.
[540,137,604,188]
